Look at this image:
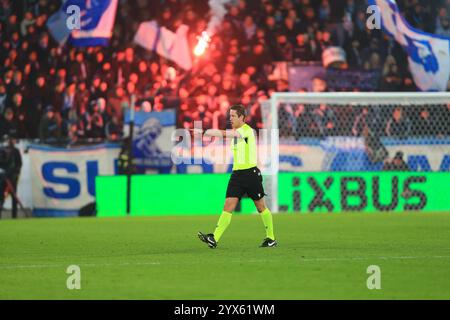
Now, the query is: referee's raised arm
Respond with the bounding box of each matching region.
[189,128,243,139]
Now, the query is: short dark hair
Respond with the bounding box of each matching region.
[230,104,246,118]
[394,151,404,160]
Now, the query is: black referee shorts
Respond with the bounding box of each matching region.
[226,166,266,201]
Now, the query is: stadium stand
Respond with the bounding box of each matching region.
[0,0,449,145]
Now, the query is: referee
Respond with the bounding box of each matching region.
[197,104,277,248]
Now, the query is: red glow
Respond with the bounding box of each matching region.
[194,31,211,57]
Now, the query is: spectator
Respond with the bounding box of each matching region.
[295,104,313,138]
[96,97,110,124]
[381,62,403,91]
[293,33,312,63]
[62,82,76,118]
[0,135,22,219]
[107,85,126,120]
[70,52,89,82]
[352,106,369,136]
[312,75,327,92]
[215,99,231,129]
[437,103,450,136]
[9,93,27,138]
[363,124,388,164]
[7,70,26,100]
[283,17,299,44]
[308,32,323,61]
[67,122,82,145]
[278,103,297,137]
[413,107,437,136]
[75,82,90,116]
[383,151,410,171]
[37,32,50,69]
[363,52,382,70]
[136,60,151,92]
[0,84,7,114]
[385,107,411,138]
[330,13,354,48]
[141,100,152,113]
[0,108,19,138]
[97,81,109,100]
[408,3,432,32]
[92,51,105,76]
[436,16,450,37]
[237,73,257,97]
[87,101,105,139]
[346,39,363,68]
[247,43,271,72]
[51,82,65,114]
[39,105,61,143]
[243,15,256,40]
[90,76,102,98]
[205,84,219,111]
[6,14,19,36]
[318,0,331,23]
[246,99,263,129]
[121,47,137,81]
[55,68,67,86]
[221,77,236,96]
[20,11,35,36]
[100,62,115,85]
[312,104,337,137]
[354,10,367,36]
[274,34,293,61]
[105,116,122,141]
[319,30,332,50]
[300,6,318,34]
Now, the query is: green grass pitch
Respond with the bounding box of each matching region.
[1,212,450,299]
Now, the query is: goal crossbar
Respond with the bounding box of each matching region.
[264,92,450,213]
[270,92,450,107]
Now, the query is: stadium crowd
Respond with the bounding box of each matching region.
[0,0,449,144]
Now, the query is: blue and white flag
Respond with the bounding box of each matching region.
[47,0,118,47]
[134,21,193,70]
[124,110,176,174]
[369,0,450,91]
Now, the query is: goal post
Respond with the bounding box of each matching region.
[261,92,450,213]
[270,92,450,106]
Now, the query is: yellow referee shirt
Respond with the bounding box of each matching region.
[232,123,257,171]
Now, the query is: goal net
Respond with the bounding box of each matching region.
[261,92,450,213]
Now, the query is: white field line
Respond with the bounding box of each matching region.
[2,255,450,270]
[238,255,450,263]
[0,261,161,270]
[300,255,450,262]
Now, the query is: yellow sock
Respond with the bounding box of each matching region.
[213,211,232,242]
[260,208,275,240]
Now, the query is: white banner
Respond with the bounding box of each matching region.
[28,144,120,216]
[284,138,450,172]
[11,138,449,217]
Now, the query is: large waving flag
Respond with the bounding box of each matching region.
[369,0,450,91]
[134,21,193,71]
[47,0,118,47]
